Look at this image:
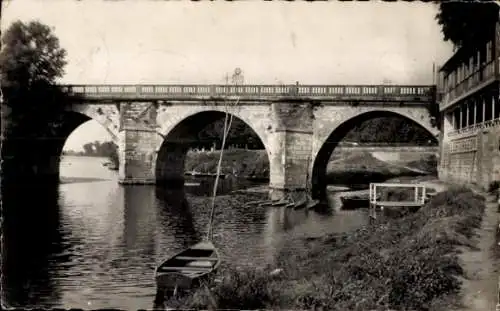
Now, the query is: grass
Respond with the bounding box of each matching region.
[176,187,486,310]
[404,154,438,174]
[184,149,435,184]
[184,149,269,178]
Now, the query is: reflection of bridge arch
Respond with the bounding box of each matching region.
[155,107,271,184]
[154,187,200,249]
[311,108,439,199]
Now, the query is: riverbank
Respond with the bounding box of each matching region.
[171,186,487,310]
[184,149,436,183]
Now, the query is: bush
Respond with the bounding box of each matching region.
[178,187,485,310]
[184,268,284,309]
[488,180,500,193]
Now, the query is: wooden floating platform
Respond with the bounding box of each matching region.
[372,201,425,208]
[368,182,428,220]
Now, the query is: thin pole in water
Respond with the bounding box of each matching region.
[206,78,241,241]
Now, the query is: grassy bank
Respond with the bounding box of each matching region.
[184,149,436,183]
[185,149,269,178]
[175,187,485,310]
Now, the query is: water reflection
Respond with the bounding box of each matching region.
[2,182,66,308]
[2,156,373,309]
[183,174,260,196]
[155,186,201,252]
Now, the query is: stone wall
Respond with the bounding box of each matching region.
[439,125,500,189]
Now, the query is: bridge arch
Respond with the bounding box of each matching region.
[66,103,120,143]
[154,106,271,184]
[311,108,439,199]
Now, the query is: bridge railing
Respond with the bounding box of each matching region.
[61,84,435,100]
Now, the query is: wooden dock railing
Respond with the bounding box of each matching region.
[369,183,427,219]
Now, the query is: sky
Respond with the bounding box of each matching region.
[2,0,454,151]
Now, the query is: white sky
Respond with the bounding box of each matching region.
[2,0,454,151]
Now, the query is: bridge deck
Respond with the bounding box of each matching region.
[61,84,435,102]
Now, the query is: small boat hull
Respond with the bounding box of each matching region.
[305,199,320,210]
[292,198,308,209]
[156,272,200,291]
[155,241,221,293]
[258,199,290,207]
[340,196,373,210]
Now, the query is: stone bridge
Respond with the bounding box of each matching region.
[60,84,438,198]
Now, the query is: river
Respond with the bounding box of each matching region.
[2,156,372,310]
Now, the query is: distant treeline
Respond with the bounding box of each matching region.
[194,116,437,150]
[63,141,119,166]
[343,117,436,145]
[62,116,436,163]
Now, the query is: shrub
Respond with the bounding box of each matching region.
[184,267,284,309]
[488,180,500,193]
[179,187,486,310]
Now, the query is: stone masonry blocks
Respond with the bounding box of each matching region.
[72,100,439,191]
[67,103,120,142]
[439,125,500,189]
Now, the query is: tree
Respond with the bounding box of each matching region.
[0,20,68,138]
[0,20,67,95]
[436,1,499,49]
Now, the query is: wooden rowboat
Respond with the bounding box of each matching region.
[244,199,269,206]
[155,240,221,295]
[306,199,320,210]
[258,199,289,207]
[292,198,308,209]
[340,195,374,210]
[271,200,291,207]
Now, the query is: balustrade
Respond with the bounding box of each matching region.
[62,84,433,101]
[442,59,497,104]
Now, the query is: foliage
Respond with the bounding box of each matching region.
[436,1,499,49]
[0,20,67,137]
[488,180,500,193]
[64,141,119,166]
[0,20,68,183]
[343,116,436,145]
[196,115,437,151]
[1,21,66,92]
[405,154,438,175]
[197,118,264,150]
[180,187,485,310]
[184,149,269,178]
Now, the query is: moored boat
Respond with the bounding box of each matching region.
[258,199,289,207]
[305,199,320,210]
[154,240,221,296]
[340,195,372,209]
[155,76,240,306]
[244,199,269,206]
[292,198,308,209]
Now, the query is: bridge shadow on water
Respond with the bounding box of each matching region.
[2,182,69,308]
[154,186,201,250]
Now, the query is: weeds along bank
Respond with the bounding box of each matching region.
[184,149,437,181]
[178,187,486,310]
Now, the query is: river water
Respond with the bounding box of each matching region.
[2,156,372,310]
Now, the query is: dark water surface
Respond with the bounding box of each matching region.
[2,156,371,310]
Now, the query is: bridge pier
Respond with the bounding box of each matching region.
[155,142,190,186]
[268,102,313,199]
[118,102,160,185]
